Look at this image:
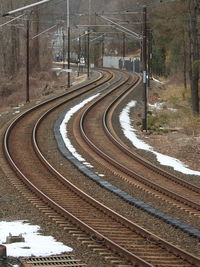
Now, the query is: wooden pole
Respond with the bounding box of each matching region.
[26,18,30,103]
[142,6,148,131]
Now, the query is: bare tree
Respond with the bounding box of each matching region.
[29,7,40,72]
[189,0,199,114]
[0,0,21,76]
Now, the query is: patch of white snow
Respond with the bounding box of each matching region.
[119,100,200,176]
[0,221,72,257]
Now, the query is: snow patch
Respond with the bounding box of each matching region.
[0,221,72,257]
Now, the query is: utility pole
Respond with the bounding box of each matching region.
[26,18,30,103]
[87,30,90,78]
[101,35,104,67]
[67,26,70,87]
[142,6,148,131]
[77,36,81,76]
[147,27,152,87]
[87,0,91,78]
[122,33,125,69]
[67,0,71,88]
[2,0,55,103]
[89,0,91,26]
[62,30,65,69]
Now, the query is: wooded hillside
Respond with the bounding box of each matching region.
[0,0,199,112]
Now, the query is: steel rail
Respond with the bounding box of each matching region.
[104,96,200,194]
[79,75,200,214]
[103,84,200,209]
[31,69,200,266]
[3,69,200,266]
[3,69,153,266]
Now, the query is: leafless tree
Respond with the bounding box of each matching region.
[188,0,199,114]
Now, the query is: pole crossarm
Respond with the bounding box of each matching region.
[97,11,141,15]
[72,31,89,42]
[99,15,142,39]
[76,24,140,40]
[2,0,54,17]
[77,24,118,27]
[32,24,57,39]
[91,33,105,42]
[0,14,25,28]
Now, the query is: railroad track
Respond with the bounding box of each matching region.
[65,71,199,224]
[3,68,200,266]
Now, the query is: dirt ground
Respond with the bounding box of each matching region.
[136,79,200,175]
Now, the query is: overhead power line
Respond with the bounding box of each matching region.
[0,13,25,28]
[99,15,141,39]
[32,24,58,39]
[2,0,55,17]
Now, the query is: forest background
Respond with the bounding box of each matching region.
[0,0,199,116]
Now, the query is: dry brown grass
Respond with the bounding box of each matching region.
[0,69,82,112]
[161,83,190,103]
[149,80,200,136]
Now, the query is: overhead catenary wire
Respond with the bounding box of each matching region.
[71,31,90,42]
[1,0,62,103]
[2,1,196,26]
[2,0,55,17]
[32,24,58,39]
[90,33,105,42]
[0,13,25,28]
[99,15,141,39]
[3,15,197,28]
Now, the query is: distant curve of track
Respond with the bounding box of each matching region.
[3,68,200,266]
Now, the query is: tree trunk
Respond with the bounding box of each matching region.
[189,0,199,114]
[0,0,20,76]
[183,31,187,90]
[30,7,41,72]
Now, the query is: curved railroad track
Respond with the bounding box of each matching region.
[3,68,200,266]
[78,71,200,221]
